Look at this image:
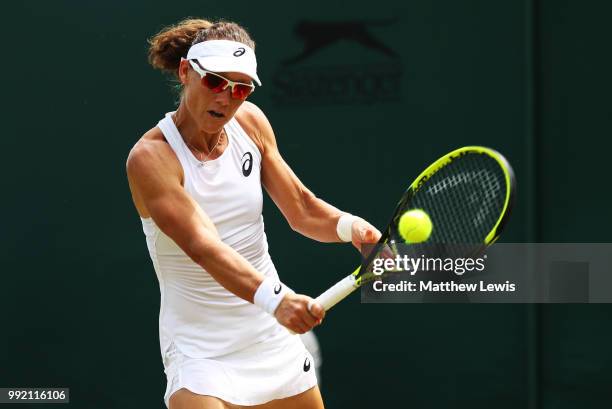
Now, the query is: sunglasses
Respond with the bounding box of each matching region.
[189,60,255,100]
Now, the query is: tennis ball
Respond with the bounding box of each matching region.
[398,209,432,243]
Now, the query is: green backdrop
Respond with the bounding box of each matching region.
[1,1,611,408]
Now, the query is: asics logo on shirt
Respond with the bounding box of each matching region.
[242,152,253,176]
[274,283,282,294]
[303,357,311,372]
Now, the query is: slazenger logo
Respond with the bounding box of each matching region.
[273,283,282,294]
[282,19,399,66]
[233,47,246,57]
[272,19,402,106]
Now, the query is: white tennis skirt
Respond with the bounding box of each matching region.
[163,328,318,407]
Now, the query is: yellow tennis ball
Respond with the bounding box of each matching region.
[398,209,432,243]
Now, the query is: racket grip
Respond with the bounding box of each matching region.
[315,274,358,311]
[288,275,358,335]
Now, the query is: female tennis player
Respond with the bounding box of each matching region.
[126,19,381,409]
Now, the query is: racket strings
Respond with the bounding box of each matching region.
[408,153,507,245]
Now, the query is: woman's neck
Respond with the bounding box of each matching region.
[173,104,224,153]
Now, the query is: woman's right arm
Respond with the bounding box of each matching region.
[126,137,323,333]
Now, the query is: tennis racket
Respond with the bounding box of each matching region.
[313,146,516,311]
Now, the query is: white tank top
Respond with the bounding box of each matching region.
[141,112,283,359]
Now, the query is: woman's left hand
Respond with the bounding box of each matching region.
[350,219,382,253]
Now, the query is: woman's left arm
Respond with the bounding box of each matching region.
[238,103,381,250]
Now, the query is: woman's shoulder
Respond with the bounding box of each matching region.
[129,126,171,161]
[234,101,273,154]
[235,100,266,122]
[126,126,182,178]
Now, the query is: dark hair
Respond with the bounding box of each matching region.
[148,18,256,76]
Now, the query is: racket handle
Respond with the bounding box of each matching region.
[314,274,358,311]
[288,274,358,335]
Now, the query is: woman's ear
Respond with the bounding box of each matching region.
[178,58,190,85]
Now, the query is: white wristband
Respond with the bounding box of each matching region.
[336,213,358,242]
[253,277,293,315]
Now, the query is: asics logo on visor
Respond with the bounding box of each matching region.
[233,47,246,57]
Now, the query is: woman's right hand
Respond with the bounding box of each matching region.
[274,293,325,334]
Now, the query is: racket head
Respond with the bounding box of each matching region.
[354,146,516,285]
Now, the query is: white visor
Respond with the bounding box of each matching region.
[186,40,261,86]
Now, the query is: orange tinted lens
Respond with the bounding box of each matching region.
[232,84,254,100]
[202,73,227,93]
